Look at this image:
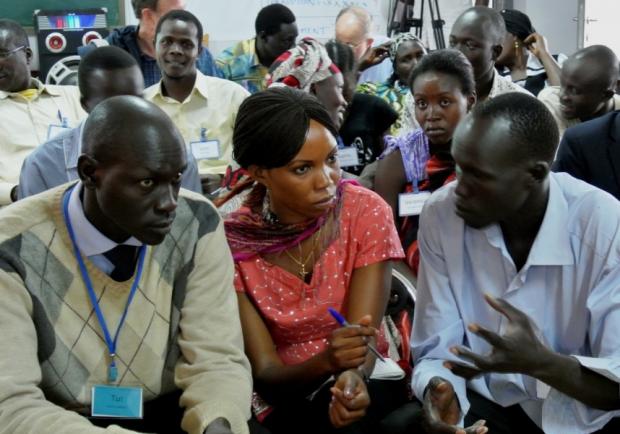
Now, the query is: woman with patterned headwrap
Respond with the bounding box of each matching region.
[357,33,427,135]
[495,9,565,96]
[267,37,348,130]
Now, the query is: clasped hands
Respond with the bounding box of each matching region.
[424,294,551,434]
[325,314,377,428]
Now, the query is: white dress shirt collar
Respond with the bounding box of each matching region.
[67,183,142,257]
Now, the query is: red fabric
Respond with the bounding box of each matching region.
[234,184,405,365]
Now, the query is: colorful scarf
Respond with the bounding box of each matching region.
[266,37,341,92]
[224,179,358,262]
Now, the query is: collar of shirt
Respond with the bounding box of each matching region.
[0,77,62,100]
[481,174,574,268]
[145,70,209,103]
[67,183,142,257]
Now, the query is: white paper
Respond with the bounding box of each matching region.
[47,124,71,140]
[370,357,405,380]
[398,192,432,216]
[338,147,360,167]
[190,140,220,160]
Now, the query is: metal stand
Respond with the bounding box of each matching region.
[388,0,446,49]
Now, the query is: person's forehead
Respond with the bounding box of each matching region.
[453,116,514,165]
[451,14,493,43]
[88,66,144,92]
[413,71,462,94]
[156,0,186,15]
[274,22,298,38]
[159,19,198,38]
[561,59,605,89]
[335,18,366,42]
[0,30,19,50]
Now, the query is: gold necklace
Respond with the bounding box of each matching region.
[284,229,321,279]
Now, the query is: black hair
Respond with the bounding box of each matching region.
[255,4,296,36]
[131,0,158,19]
[325,39,356,76]
[233,87,339,169]
[459,6,506,45]
[78,46,138,97]
[500,9,535,41]
[0,19,29,47]
[472,93,559,163]
[409,49,475,96]
[155,9,203,46]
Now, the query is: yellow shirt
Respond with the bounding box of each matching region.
[0,78,86,205]
[144,71,250,175]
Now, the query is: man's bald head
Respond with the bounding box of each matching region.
[335,6,373,60]
[453,6,506,46]
[82,95,184,164]
[559,45,619,121]
[564,45,619,90]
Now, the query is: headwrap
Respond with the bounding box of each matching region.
[389,32,424,61]
[500,9,535,41]
[267,37,341,92]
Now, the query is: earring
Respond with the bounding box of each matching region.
[514,41,520,50]
[262,189,279,224]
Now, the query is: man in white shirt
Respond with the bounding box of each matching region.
[412,93,620,434]
[144,10,249,193]
[0,19,85,205]
[538,45,620,138]
[335,6,393,84]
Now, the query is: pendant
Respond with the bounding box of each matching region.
[299,264,308,279]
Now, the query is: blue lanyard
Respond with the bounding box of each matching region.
[62,186,147,384]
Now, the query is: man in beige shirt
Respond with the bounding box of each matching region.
[144,10,249,192]
[0,19,86,205]
[538,45,620,138]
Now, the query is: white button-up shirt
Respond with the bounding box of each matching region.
[412,172,620,433]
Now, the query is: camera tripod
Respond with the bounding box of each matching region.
[388,0,446,49]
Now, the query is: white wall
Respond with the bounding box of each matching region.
[512,0,580,56]
[123,0,472,55]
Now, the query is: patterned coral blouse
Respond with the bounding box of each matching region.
[234,184,405,365]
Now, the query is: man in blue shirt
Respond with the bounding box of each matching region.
[78,0,221,87]
[18,45,202,199]
[412,93,620,433]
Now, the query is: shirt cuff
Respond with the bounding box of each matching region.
[412,358,469,425]
[0,182,16,205]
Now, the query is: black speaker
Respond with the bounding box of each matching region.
[34,8,109,82]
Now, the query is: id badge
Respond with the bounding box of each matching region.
[398,191,432,216]
[91,385,143,419]
[338,147,360,167]
[190,139,220,160]
[47,124,71,140]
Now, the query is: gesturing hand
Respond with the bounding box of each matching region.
[358,42,392,71]
[326,314,376,371]
[524,33,550,59]
[446,294,550,379]
[422,377,487,434]
[329,369,370,428]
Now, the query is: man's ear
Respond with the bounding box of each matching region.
[77,154,100,188]
[257,30,268,42]
[467,92,477,111]
[491,43,503,61]
[529,161,550,184]
[25,47,33,65]
[247,164,270,189]
[79,96,90,113]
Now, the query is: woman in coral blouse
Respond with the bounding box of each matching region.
[222,87,411,434]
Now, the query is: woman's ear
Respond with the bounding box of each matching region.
[247,165,270,189]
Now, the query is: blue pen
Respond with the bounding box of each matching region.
[328,307,386,363]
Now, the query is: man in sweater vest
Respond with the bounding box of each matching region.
[0,96,253,433]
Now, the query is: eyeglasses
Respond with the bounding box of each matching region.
[0,46,26,59]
